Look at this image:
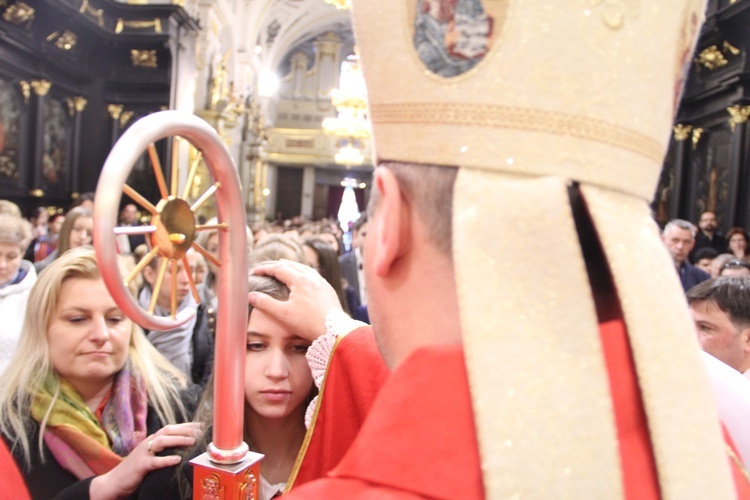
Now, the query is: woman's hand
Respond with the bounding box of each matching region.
[249,259,344,342]
[89,422,202,500]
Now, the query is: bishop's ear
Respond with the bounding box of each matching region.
[370,167,409,277]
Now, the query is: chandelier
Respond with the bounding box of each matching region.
[335,141,364,166]
[323,0,351,10]
[323,52,370,165]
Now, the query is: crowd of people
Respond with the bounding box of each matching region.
[0,194,372,499]
[4,2,750,498]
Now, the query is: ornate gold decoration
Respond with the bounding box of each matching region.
[79,0,104,27]
[200,473,224,499]
[673,124,692,141]
[46,30,78,51]
[131,49,157,68]
[30,80,51,96]
[371,102,664,163]
[588,0,639,30]
[696,45,727,70]
[691,127,704,150]
[115,18,162,34]
[18,80,30,104]
[2,2,35,26]
[0,157,19,179]
[29,189,44,197]
[322,0,350,9]
[727,105,750,132]
[108,104,124,120]
[238,469,258,500]
[695,42,741,71]
[120,111,134,128]
[64,96,87,116]
[171,0,185,6]
[723,41,741,56]
[72,96,87,112]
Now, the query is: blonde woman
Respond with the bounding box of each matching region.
[0,247,200,499]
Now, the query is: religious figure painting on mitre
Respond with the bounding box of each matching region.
[411,0,508,78]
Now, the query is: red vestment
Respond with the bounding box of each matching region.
[287,326,390,488]
[286,321,750,498]
[0,436,30,500]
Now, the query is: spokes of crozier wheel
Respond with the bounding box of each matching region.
[111,136,230,317]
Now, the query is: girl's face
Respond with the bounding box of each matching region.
[244,309,313,421]
[729,234,747,255]
[69,216,93,249]
[205,233,219,276]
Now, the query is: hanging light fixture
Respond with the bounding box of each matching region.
[323,52,370,166]
[322,0,351,10]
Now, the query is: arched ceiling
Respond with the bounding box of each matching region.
[239,0,354,80]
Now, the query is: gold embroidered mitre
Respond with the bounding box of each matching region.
[351,1,735,499]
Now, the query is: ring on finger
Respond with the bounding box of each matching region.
[147,439,155,455]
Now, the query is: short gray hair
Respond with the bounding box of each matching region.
[663,219,695,238]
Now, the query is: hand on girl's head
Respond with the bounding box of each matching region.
[248,259,343,342]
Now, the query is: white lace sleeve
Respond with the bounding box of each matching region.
[305,309,367,428]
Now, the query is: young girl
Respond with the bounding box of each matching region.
[139,273,315,499]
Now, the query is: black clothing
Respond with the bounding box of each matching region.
[690,231,727,263]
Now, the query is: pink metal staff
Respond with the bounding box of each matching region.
[94,111,260,498]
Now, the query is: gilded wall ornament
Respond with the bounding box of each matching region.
[2,2,35,27]
[79,0,104,27]
[18,80,30,104]
[131,49,157,68]
[119,111,134,128]
[64,96,87,115]
[30,79,51,96]
[47,30,78,51]
[115,18,162,34]
[691,127,704,150]
[108,104,123,120]
[727,105,750,132]
[673,124,692,141]
[696,46,727,70]
[695,42,741,71]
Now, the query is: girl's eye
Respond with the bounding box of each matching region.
[290,344,310,354]
[67,317,87,324]
[247,342,265,351]
[106,317,124,325]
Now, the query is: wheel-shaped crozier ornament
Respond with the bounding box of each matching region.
[94,111,250,465]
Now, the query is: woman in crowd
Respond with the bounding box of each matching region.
[0,213,36,373]
[0,247,200,499]
[35,206,94,273]
[727,227,750,261]
[140,273,316,500]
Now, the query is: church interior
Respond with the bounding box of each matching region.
[0,0,746,230]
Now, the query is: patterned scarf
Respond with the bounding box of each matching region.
[30,362,149,479]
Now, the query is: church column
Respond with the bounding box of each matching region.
[727,105,750,227]
[301,165,315,219]
[68,96,87,198]
[670,124,692,220]
[108,104,124,146]
[28,79,51,198]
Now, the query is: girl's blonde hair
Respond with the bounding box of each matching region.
[0,246,188,466]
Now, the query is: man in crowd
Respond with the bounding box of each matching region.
[662,219,710,291]
[689,277,750,378]
[691,211,727,262]
[116,202,145,256]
